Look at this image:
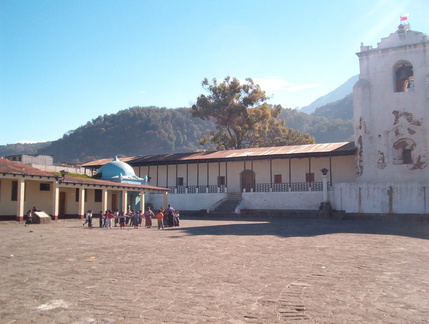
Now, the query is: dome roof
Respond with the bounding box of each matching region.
[97,156,136,180]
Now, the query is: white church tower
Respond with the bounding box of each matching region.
[354,23,429,184]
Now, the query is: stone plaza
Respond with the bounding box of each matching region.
[1,217,429,323]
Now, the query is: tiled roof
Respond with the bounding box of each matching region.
[0,158,55,177]
[131,142,356,165]
[81,142,356,168]
[60,176,169,192]
[0,158,168,192]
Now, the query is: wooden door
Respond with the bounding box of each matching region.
[59,192,66,217]
[241,170,255,192]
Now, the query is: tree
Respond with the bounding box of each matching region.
[191,77,315,150]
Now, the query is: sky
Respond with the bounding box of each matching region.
[1,0,429,145]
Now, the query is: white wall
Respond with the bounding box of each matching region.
[333,182,428,214]
[147,192,225,211]
[239,192,324,210]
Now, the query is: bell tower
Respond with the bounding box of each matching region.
[353,23,429,183]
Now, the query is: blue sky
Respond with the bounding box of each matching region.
[1,0,428,145]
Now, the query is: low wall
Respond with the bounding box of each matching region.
[239,191,324,211]
[147,193,226,211]
[333,182,429,214]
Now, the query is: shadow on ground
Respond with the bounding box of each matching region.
[171,217,429,240]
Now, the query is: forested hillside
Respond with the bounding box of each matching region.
[1,97,355,164]
[0,142,51,158]
[280,93,353,143]
[36,107,216,163]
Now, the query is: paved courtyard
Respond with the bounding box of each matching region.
[1,217,429,323]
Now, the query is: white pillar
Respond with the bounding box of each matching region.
[102,189,108,212]
[78,187,85,219]
[163,192,168,209]
[139,191,145,212]
[16,178,25,222]
[122,190,128,212]
[322,174,328,202]
[52,181,60,221]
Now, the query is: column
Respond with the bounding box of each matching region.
[163,191,168,209]
[52,181,60,221]
[139,190,145,212]
[322,174,328,202]
[102,189,108,213]
[78,187,86,219]
[16,178,25,222]
[122,190,128,212]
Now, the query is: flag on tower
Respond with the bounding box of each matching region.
[400,13,409,21]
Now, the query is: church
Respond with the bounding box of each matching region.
[95,23,426,218]
[1,24,428,221]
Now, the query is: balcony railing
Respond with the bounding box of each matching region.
[160,182,330,194]
[167,185,227,194]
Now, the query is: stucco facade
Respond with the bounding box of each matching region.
[0,158,169,221]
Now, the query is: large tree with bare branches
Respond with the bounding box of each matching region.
[191,76,314,150]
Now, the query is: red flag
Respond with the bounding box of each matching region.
[400,14,409,21]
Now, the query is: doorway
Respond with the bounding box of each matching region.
[240,170,255,192]
[59,192,66,217]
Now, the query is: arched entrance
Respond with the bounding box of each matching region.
[240,170,255,192]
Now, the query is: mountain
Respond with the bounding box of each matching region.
[0,142,52,158]
[36,107,216,163]
[311,93,353,120]
[300,75,358,114]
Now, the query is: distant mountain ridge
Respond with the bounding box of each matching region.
[300,75,358,114]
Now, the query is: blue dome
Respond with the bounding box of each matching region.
[97,156,136,180]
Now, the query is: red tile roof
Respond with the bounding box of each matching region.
[0,158,55,177]
[0,158,168,192]
[60,176,169,192]
[81,142,356,168]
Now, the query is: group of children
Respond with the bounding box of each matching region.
[83,205,180,230]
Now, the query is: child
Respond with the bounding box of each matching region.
[86,210,93,228]
[119,212,126,229]
[156,209,164,230]
[99,211,104,228]
[173,210,180,226]
[25,210,32,226]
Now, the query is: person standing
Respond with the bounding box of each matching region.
[86,210,93,228]
[114,209,119,227]
[99,211,104,228]
[119,211,126,229]
[144,207,154,228]
[25,210,32,226]
[173,210,180,227]
[156,209,164,230]
[166,204,175,227]
[132,211,140,229]
[106,210,115,229]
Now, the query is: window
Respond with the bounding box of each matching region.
[217,176,225,186]
[40,183,51,191]
[94,189,102,202]
[11,181,18,201]
[394,62,414,93]
[306,173,315,182]
[75,188,79,202]
[176,177,184,186]
[274,174,282,184]
[393,138,415,165]
[403,149,412,164]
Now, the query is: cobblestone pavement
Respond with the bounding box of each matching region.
[1,217,429,323]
